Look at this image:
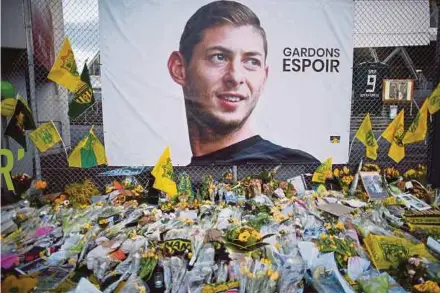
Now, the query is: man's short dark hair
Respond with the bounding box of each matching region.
[179,0,268,64]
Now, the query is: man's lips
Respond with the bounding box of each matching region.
[216,93,246,103]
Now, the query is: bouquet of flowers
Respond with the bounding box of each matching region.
[384,167,400,182]
[64,178,100,206]
[105,178,144,196]
[332,166,354,194]
[11,173,33,196]
[237,257,280,293]
[316,234,358,268]
[324,221,345,236]
[362,163,381,173]
[224,225,273,252]
[404,164,427,185]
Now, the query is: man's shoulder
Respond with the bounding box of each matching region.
[189,135,320,165]
[254,138,320,164]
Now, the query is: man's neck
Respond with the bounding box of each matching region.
[188,122,255,157]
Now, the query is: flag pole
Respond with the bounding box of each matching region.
[348,136,356,158]
[60,139,69,160]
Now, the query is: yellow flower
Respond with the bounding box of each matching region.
[267,269,274,277]
[185,219,194,225]
[68,258,77,265]
[350,243,354,248]
[274,242,281,249]
[325,223,332,230]
[343,166,350,175]
[252,230,262,240]
[188,252,193,259]
[270,271,280,281]
[335,222,344,230]
[320,233,328,240]
[344,255,348,262]
[333,168,340,177]
[238,231,251,242]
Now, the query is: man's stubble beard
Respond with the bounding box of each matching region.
[183,86,258,143]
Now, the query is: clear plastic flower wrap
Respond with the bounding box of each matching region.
[278,255,307,293]
[162,258,172,292]
[189,229,206,266]
[163,227,192,241]
[307,252,355,293]
[179,265,212,293]
[353,218,394,238]
[170,256,188,293]
[193,244,215,268]
[216,260,228,283]
[119,275,149,293]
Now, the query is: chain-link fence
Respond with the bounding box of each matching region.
[3,0,440,193]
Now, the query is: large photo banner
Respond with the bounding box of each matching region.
[100,0,354,166]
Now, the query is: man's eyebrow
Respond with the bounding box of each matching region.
[244,51,264,58]
[206,46,264,58]
[206,46,233,54]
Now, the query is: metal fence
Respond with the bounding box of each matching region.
[4,0,440,193]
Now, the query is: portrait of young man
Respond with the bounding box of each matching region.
[167,0,319,165]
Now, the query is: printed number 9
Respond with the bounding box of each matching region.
[366,74,376,93]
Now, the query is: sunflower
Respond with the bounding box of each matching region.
[238,231,251,242]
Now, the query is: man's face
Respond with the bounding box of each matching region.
[184,24,268,134]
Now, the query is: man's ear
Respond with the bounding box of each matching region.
[167,51,186,86]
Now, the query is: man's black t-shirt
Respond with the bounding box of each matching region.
[190,135,319,165]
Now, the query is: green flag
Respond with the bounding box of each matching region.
[68,63,95,119]
[4,97,36,150]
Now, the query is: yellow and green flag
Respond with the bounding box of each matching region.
[48,37,82,92]
[427,82,440,115]
[312,157,332,183]
[68,63,95,119]
[29,121,62,152]
[48,37,93,118]
[381,109,405,163]
[151,146,177,197]
[355,113,378,160]
[403,100,428,145]
[68,126,107,168]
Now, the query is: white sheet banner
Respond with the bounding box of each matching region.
[100,0,354,166]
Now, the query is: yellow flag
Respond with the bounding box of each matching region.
[381,110,405,163]
[29,121,62,152]
[403,100,428,144]
[355,113,378,160]
[427,82,440,115]
[312,157,332,183]
[151,146,177,197]
[48,37,87,93]
[68,126,107,168]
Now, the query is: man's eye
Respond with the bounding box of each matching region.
[245,58,261,69]
[210,53,226,63]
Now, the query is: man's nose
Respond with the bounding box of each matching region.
[223,59,245,86]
